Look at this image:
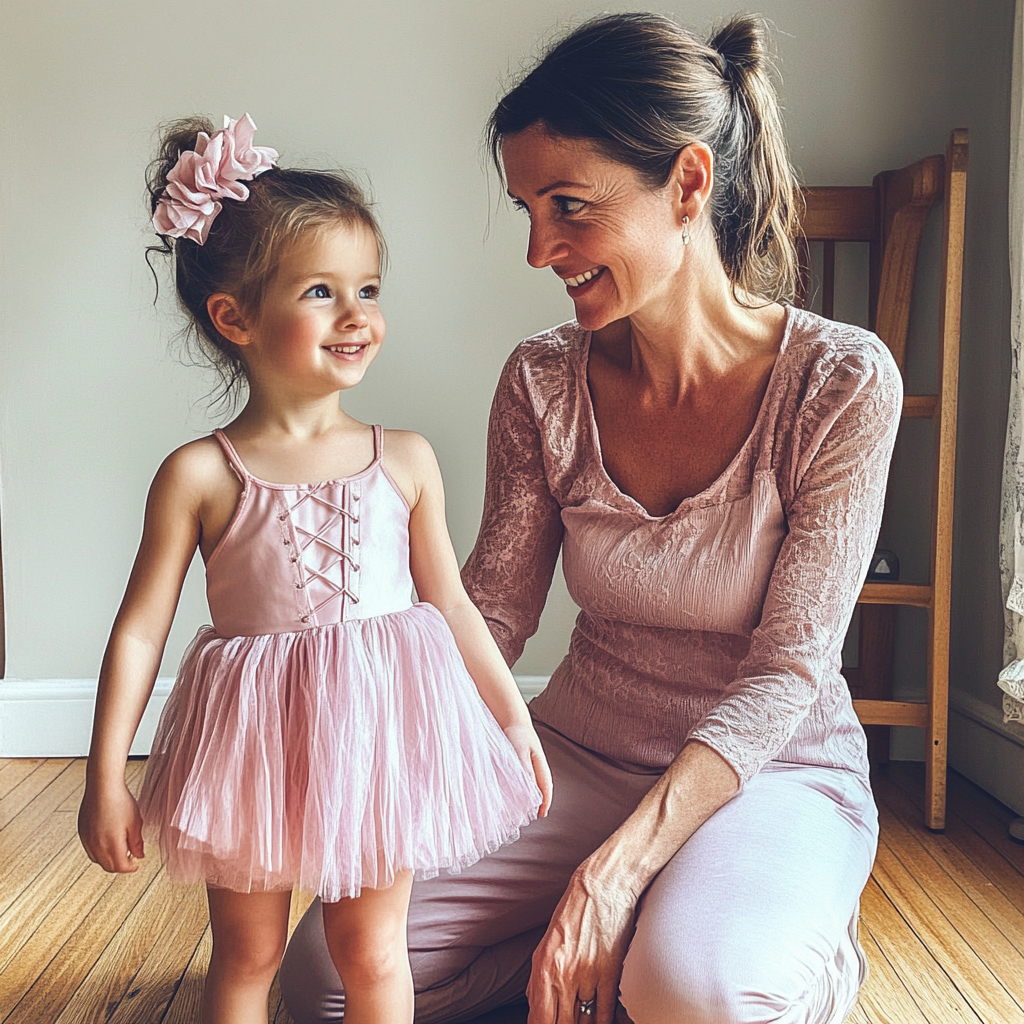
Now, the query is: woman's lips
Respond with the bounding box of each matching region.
[563,266,605,294]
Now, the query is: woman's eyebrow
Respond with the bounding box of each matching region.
[508,180,589,200]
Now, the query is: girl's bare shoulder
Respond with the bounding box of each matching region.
[151,435,240,508]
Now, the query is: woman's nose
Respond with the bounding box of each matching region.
[526,219,568,269]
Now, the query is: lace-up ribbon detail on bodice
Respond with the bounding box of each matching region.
[205,426,414,637]
[279,478,361,625]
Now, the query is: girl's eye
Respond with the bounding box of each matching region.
[359,284,380,300]
[554,196,587,216]
[304,284,332,299]
[510,198,531,216]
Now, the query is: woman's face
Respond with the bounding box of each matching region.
[501,125,689,331]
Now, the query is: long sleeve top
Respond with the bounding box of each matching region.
[461,306,902,785]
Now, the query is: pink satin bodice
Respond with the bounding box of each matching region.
[206,426,414,637]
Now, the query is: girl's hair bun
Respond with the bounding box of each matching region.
[146,116,218,217]
[708,15,769,80]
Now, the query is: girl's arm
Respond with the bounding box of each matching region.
[389,430,552,816]
[78,446,208,872]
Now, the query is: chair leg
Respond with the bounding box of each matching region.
[859,605,896,764]
[925,604,949,830]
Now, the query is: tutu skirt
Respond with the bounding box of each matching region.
[139,603,540,901]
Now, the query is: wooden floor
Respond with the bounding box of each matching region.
[1,760,1023,1024]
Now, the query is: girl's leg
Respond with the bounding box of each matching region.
[204,887,292,1024]
[321,871,415,1024]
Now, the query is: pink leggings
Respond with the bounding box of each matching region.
[279,723,877,1024]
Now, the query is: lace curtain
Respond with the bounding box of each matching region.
[998,0,1024,724]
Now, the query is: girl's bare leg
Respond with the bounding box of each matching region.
[321,871,414,1024]
[204,887,292,1024]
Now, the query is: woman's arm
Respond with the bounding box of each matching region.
[687,342,903,782]
[461,349,565,664]
[528,341,902,1024]
[394,430,553,815]
[78,446,206,873]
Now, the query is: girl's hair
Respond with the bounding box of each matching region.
[487,13,801,304]
[147,117,387,405]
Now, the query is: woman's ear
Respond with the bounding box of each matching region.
[207,294,252,346]
[671,142,715,226]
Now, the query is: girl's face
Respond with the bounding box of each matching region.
[501,125,688,331]
[246,221,385,395]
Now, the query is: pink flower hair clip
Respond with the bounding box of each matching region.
[152,114,278,244]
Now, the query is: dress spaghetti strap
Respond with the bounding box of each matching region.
[373,424,383,461]
[212,429,249,484]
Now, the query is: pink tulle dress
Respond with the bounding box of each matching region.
[139,426,541,901]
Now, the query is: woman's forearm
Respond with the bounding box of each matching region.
[579,741,740,898]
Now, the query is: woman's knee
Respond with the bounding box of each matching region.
[618,941,798,1024]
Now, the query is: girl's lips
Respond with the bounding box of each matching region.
[323,343,369,361]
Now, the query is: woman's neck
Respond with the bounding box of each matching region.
[594,247,785,403]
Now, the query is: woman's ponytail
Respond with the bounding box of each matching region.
[709,16,801,302]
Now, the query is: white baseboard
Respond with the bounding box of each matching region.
[0,678,175,757]
[0,675,553,758]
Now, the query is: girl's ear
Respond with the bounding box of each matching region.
[207,294,252,346]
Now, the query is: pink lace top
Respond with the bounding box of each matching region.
[461,306,902,784]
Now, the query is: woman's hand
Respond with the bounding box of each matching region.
[505,722,554,817]
[78,780,145,873]
[527,857,638,1024]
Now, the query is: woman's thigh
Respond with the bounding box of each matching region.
[280,723,661,1024]
[619,764,878,1024]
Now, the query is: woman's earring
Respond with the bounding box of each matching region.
[682,215,691,246]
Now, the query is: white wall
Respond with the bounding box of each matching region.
[0,0,1016,799]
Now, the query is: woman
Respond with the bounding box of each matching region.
[281,12,901,1024]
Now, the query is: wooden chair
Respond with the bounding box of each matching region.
[796,129,968,830]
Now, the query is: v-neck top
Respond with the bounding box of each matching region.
[461,307,902,783]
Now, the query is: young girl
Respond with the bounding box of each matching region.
[77,114,552,1024]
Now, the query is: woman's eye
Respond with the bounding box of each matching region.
[304,284,332,299]
[510,198,531,216]
[555,196,587,216]
[359,285,380,300]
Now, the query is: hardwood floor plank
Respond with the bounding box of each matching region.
[2,849,161,1024]
[60,874,207,1024]
[0,761,87,917]
[871,808,1024,1011]
[874,772,1024,962]
[843,1000,871,1024]
[0,834,94,976]
[855,921,929,1024]
[0,758,73,830]
[104,883,207,1024]
[0,759,45,801]
[160,925,211,1024]
[0,858,124,1021]
[882,766,1024,925]
[871,841,1024,1022]
[859,877,983,1022]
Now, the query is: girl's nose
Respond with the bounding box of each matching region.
[526,219,569,269]
[340,302,370,330]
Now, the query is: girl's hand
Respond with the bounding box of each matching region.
[504,722,553,817]
[78,781,145,873]
[526,858,636,1024]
